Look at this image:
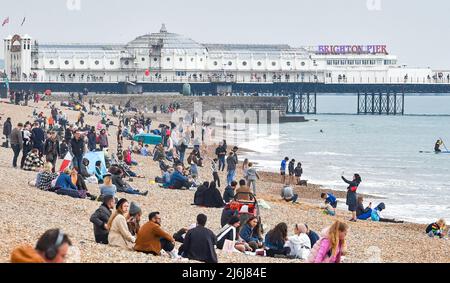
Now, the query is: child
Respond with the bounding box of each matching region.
[294,162,303,185]
[426,219,447,238]
[288,159,295,185]
[370,203,386,222]
[321,192,337,216]
[211,158,221,188]
[94,161,104,184]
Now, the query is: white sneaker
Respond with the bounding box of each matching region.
[169,249,181,259]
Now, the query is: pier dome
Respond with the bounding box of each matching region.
[126,24,206,51]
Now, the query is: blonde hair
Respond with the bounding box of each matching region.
[103,176,112,186]
[437,219,446,229]
[327,220,348,258]
[43,162,53,173]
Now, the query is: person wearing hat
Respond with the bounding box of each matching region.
[216,216,248,253]
[99,173,117,199]
[90,195,115,244]
[127,202,142,236]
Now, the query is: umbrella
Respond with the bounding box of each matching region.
[133,133,162,145]
[44,89,52,96]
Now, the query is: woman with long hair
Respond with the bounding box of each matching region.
[342,173,362,222]
[107,198,136,250]
[307,220,348,263]
[264,222,290,257]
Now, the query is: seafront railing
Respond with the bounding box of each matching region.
[1,75,450,85]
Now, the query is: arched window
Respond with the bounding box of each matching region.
[110,61,115,65]
[286,61,291,66]
[95,60,100,65]
[242,61,247,66]
[228,61,232,66]
[257,61,262,66]
[49,60,54,65]
[271,61,276,66]
[166,57,171,62]
[34,60,39,65]
[80,60,85,65]
[125,60,129,65]
[179,58,183,62]
[64,60,69,65]
[213,61,218,66]
[153,57,158,62]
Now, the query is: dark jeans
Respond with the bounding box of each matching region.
[213,172,221,187]
[11,144,21,168]
[179,151,185,164]
[94,234,109,245]
[20,144,32,169]
[72,155,83,171]
[285,194,299,203]
[266,247,291,257]
[144,238,175,255]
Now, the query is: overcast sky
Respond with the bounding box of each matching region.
[1,0,449,68]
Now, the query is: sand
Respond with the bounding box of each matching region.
[0,98,449,263]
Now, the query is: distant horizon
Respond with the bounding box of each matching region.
[1,0,449,69]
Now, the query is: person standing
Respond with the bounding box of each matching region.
[70,131,85,171]
[98,129,109,151]
[246,162,260,196]
[342,174,362,222]
[31,122,45,157]
[87,126,97,152]
[2,117,12,148]
[280,157,289,184]
[211,158,221,188]
[226,151,238,186]
[20,123,33,169]
[44,131,60,173]
[288,159,296,185]
[10,123,24,168]
[294,162,303,185]
[215,141,227,172]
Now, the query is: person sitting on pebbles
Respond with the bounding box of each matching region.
[426,219,447,238]
[107,198,136,251]
[321,192,337,216]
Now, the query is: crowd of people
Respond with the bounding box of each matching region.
[4,92,448,264]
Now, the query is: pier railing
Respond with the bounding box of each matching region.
[2,75,450,85]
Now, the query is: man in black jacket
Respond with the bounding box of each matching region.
[181,214,218,263]
[90,195,115,244]
[70,131,85,171]
[2,117,12,148]
[31,122,46,156]
[44,131,60,172]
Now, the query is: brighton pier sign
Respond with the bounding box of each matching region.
[317,45,388,55]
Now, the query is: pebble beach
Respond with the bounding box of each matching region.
[0,98,449,263]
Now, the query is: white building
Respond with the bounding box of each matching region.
[3,24,448,84]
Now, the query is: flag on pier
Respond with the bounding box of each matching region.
[2,17,9,27]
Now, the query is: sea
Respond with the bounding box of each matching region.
[233,95,450,224]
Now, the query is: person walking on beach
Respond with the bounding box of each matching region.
[20,123,32,169]
[246,162,260,195]
[10,122,24,168]
[226,151,238,186]
[242,158,249,181]
[342,173,362,222]
[280,157,289,184]
[307,220,348,263]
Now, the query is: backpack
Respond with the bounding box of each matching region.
[425,223,434,234]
